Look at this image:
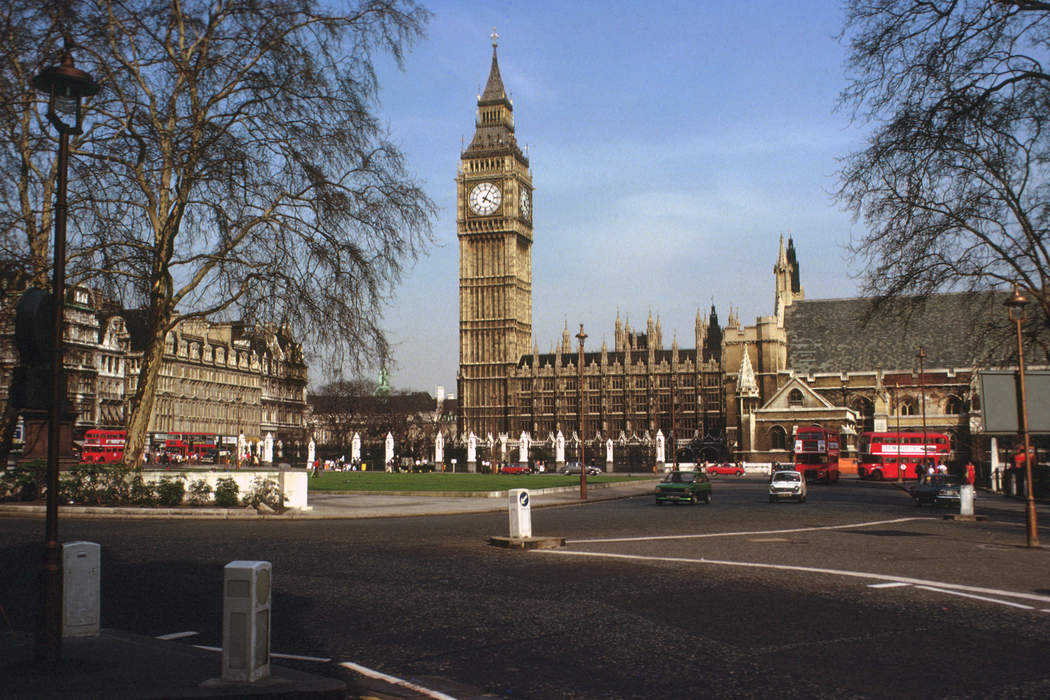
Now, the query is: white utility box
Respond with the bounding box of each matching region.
[222,560,272,683]
[508,489,532,539]
[960,484,975,516]
[63,541,100,638]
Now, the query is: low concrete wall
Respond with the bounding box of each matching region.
[143,468,310,510]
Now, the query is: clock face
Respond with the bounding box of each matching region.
[468,182,501,215]
[519,188,531,220]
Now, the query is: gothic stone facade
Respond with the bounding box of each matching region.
[456,41,1020,467]
[725,239,1022,466]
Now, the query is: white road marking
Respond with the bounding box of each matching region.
[156,630,198,640]
[340,661,459,700]
[191,645,330,663]
[541,549,1050,606]
[272,652,332,663]
[868,582,910,589]
[566,517,921,544]
[913,585,1034,610]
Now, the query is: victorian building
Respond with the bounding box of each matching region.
[1,270,308,457]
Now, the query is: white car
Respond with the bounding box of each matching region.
[769,470,807,503]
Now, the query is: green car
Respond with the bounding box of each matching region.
[655,470,712,505]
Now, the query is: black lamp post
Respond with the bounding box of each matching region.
[1005,284,1040,548]
[32,46,99,663]
[576,324,587,500]
[917,346,928,470]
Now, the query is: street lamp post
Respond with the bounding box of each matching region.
[31,46,100,663]
[918,347,928,471]
[894,381,904,483]
[576,324,587,500]
[671,365,677,471]
[1005,284,1040,548]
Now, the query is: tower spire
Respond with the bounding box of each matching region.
[481,29,508,103]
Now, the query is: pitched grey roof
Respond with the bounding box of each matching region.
[784,291,1020,373]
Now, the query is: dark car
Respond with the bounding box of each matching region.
[559,462,602,476]
[655,470,712,505]
[911,475,966,507]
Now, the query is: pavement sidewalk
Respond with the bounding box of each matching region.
[1,629,348,699]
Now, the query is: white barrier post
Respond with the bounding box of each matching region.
[960,484,975,516]
[509,489,532,539]
[222,560,272,682]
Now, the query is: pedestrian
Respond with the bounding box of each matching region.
[965,461,976,485]
[936,460,948,476]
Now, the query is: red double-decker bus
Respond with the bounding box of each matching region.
[82,429,126,463]
[793,426,840,483]
[857,431,951,480]
[162,432,219,462]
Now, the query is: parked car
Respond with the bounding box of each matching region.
[558,462,602,476]
[655,470,713,505]
[500,464,532,475]
[707,462,745,477]
[911,474,966,507]
[769,470,807,503]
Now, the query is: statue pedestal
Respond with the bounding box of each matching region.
[19,410,78,470]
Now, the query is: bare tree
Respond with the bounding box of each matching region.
[838,0,1050,358]
[1,0,435,467]
[0,2,72,461]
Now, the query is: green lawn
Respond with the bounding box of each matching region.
[307,470,641,493]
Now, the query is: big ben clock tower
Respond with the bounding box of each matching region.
[457,32,533,439]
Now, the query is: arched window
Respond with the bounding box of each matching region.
[770,426,788,450]
[899,399,916,416]
[945,396,964,415]
[788,389,804,407]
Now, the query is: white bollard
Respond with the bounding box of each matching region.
[508,489,532,539]
[960,484,975,516]
[63,541,100,638]
[222,561,272,683]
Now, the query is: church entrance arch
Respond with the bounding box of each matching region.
[850,397,875,433]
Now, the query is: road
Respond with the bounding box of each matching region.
[2,477,1049,698]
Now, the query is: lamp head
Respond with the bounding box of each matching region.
[32,48,99,135]
[1005,283,1029,321]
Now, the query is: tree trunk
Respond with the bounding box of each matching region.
[122,316,170,470]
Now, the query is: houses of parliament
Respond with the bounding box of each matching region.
[457,36,1018,468]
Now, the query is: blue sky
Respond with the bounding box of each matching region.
[360,0,867,394]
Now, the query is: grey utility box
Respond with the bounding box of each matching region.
[63,541,100,638]
[222,560,272,683]
[508,489,532,539]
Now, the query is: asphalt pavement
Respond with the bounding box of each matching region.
[0,477,660,699]
[2,475,1046,699]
